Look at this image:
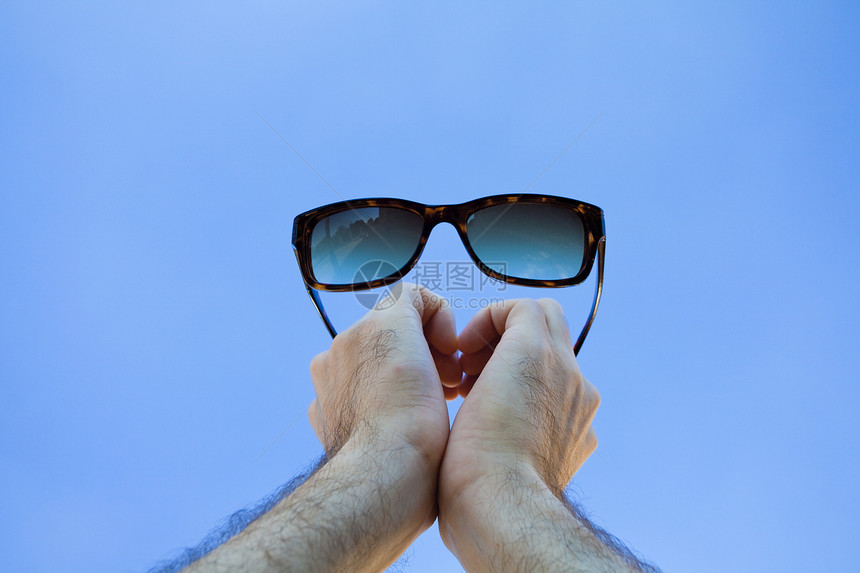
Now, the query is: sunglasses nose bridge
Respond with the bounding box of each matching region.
[420,205,473,262]
[418,204,467,253]
[425,204,459,228]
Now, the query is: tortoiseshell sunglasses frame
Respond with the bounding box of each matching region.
[292,194,605,355]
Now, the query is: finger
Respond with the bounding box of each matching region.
[390,283,459,352]
[433,346,463,387]
[458,374,478,397]
[458,299,550,354]
[457,305,500,354]
[537,298,573,348]
[500,299,553,341]
[394,283,445,326]
[443,384,460,401]
[459,345,495,377]
[423,294,458,356]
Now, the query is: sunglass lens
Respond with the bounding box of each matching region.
[310,207,424,285]
[466,203,585,281]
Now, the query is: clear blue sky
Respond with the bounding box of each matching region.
[2,2,859,572]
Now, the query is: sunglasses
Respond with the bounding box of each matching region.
[292,194,606,355]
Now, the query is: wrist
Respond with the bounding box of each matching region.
[439,446,553,509]
[337,425,441,530]
[439,461,590,572]
[439,458,549,549]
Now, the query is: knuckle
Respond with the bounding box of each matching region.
[582,378,601,411]
[538,297,564,314]
[507,299,543,330]
[589,385,601,411]
[309,351,328,378]
[517,298,543,315]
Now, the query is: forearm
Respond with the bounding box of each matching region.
[440,464,657,573]
[188,435,436,573]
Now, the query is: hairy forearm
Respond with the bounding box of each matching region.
[187,435,436,573]
[440,464,659,573]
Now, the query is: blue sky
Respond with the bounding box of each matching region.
[1,2,859,572]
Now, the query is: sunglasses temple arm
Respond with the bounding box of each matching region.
[573,236,606,356]
[305,284,338,338]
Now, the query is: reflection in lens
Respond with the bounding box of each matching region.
[311,207,424,285]
[466,203,585,281]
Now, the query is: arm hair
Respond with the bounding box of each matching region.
[562,490,663,573]
[147,456,327,573]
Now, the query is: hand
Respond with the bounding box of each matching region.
[308,284,460,520]
[177,295,649,573]
[440,298,600,508]
[182,285,461,573]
